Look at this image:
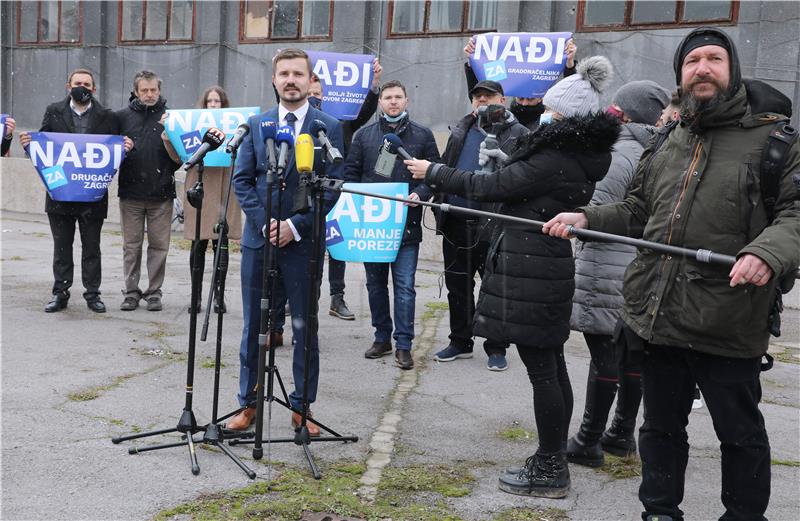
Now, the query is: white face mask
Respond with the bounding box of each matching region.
[539,112,554,126]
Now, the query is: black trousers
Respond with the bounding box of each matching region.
[442,218,508,355]
[517,345,573,453]
[328,257,346,296]
[48,212,103,300]
[639,344,769,521]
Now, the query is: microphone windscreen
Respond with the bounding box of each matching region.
[203,128,224,150]
[260,118,277,142]
[309,119,328,135]
[276,125,295,145]
[383,133,405,154]
[294,134,315,173]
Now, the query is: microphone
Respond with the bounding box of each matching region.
[292,133,315,214]
[275,125,295,176]
[383,133,414,161]
[225,123,250,153]
[183,128,225,170]
[259,118,278,172]
[295,133,315,174]
[309,119,343,164]
[374,138,397,178]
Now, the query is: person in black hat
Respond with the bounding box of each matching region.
[432,77,528,372]
[544,27,799,520]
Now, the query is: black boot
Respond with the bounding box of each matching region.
[45,291,70,313]
[498,452,570,498]
[329,293,355,320]
[601,372,642,457]
[566,362,618,468]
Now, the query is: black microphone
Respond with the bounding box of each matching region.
[260,118,278,172]
[309,119,343,164]
[183,128,225,169]
[275,125,295,176]
[225,123,250,153]
[383,133,414,160]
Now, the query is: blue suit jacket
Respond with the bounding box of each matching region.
[234,106,344,250]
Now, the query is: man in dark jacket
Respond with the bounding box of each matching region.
[433,80,528,371]
[545,27,800,520]
[116,70,180,312]
[20,68,132,313]
[344,79,440,370]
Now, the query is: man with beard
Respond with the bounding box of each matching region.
[116,70,180,312]
[229,49,344,434]
[544,27,800,520]
[20,69,133,313]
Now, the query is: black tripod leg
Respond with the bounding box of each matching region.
[112,426,177,444]
[186,433,201,475]
[216,440,257,479]
[128,439,189,454]
[301,442,321,480]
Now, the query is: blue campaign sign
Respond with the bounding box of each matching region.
[27,132,125,202]
[326,182,408,263]
[307,51,374,121]
[469,32,573,98]
[163,107,259,167]
[0,114,8,136]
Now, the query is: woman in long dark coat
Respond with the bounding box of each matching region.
[406,57,620,498]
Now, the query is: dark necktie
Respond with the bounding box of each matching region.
[285,112,297,130]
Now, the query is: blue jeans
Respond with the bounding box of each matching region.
[363,242,419,350]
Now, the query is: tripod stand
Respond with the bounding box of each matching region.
[230,154,358,480]
[112,157,256,479]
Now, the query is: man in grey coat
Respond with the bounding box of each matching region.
[566,80,670,468]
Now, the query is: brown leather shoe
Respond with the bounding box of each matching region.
[267,332,284,348]
[226,406,257,431]
[291,410,321,437]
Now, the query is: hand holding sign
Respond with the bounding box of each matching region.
[2,115,15,137]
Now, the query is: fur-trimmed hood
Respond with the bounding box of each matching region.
[508,111,621,165]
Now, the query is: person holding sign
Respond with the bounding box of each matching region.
[406,57,619,498]
[230,49,344,433]
[161,85,243,313]
[1,115,15,156]
[116,70,181,312]
[343,80,440,371]
[19,68,133,314]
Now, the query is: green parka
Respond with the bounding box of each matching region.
[583,84,800,358]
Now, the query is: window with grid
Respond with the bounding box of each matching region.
[577,0,738,32]
[388,0,497,37]
[119,0,195,43]
[17,1,82,45]
[240,0,333,42]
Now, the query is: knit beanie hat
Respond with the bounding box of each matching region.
[612,80,671,125]
[542,56,613,118]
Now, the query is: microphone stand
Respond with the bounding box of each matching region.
[112,157,256,479]
[230,159,359,480]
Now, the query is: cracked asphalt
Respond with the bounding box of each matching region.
[2,211,799,520]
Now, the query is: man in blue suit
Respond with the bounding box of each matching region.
[228,49,344,435]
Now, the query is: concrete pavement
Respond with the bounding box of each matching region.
[1,211,798,521]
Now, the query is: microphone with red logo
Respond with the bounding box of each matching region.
[183,128,225,170]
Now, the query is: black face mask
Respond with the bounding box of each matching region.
[510,102,545,125]
[70,86,93,104]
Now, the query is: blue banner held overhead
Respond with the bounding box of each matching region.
[307,51,375,121]
[326,182,408,263]
[27,132,125,202]
[469,32,573,98]
[163,107,260,167]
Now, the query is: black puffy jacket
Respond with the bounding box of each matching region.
[426,113,620,348]
[116,95,178,201]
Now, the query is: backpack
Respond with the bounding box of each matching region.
[648,119,798,336]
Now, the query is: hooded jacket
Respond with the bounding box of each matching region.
[116,95,178,201]
[571,123,654,335]
[343,114,440,245]
[584,28,800,358]
[426,112,620,347]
